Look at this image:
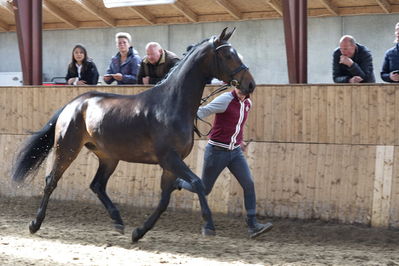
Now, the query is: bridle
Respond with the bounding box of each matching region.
[193,40,250,137]
[214,41,249,88]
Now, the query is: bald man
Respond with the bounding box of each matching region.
[332,35,375,83]
[137,42,180,85]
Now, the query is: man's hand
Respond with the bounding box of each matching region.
[349,76,363,83]
[339,55,353,67]
[390,71,399,82]
[142,76,150,85]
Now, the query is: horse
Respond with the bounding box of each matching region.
[11,27,256,242]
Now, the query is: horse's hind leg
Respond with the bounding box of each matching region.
[89,158,123,233]
[29,134,83,234]
[132,170,175,242]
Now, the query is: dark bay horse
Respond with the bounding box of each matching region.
[11,27,255,242]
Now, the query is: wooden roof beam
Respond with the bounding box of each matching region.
[172,0,197,22]
[376,0,392,13]
[265,0,283,16]
[0,0,14,15]
[128,6,155,24]
[319,0,339,15]
[43,0,79,28]
[72,0,116,27]
[215,0,242,20]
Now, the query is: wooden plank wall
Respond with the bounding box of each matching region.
[0,84,398,228]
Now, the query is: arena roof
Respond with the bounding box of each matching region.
[0,0,397,32]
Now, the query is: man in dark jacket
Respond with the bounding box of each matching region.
[381,22,399,83]
[332,35,375,83]
[137,42,179,85]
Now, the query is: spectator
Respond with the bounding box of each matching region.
[381,22,399,83]
[104,32,141,85]
[174,87,273,239]
[137,42,179,85]
[332,35,375,83]
[66,44,99,85]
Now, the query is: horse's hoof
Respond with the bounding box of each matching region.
[29,221,39,234]
[201,227,216,237]
[132,228,144,243]
[114,223,124,235]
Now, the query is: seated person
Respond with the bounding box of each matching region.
[66,44,99,85]
[332,35,375,83]
[381,22,399,83]
[137,42,179,85]
[104,32,141,85]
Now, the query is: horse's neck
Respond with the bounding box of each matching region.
[168,63,208,117]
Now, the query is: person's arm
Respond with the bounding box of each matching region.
[121,55,141,84]
[197,93,232,119]
[87,62,99,85]
[347,50,374,82]
[381,52,392,82]
[332,51,350,83]
[137,62,145,85]
[104,61,115,84]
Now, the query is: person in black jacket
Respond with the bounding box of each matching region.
[137,42,179,85]
[381,22,399,83]
[332,35,375,83]
[66,44,99,85]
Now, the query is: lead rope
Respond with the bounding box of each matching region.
[193,83,234,137]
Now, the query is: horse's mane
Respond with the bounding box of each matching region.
[155,38,212,87]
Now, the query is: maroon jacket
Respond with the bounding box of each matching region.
[198,90,251,150]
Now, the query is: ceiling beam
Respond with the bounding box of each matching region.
[43,0,79,28]
[172,0,197,22]
[319,0,339,15]
[0,0,14,15]
[0,17,9,31]
[265,0,283,16]
[71,0,116,27]
[215,0,242,20]
[128,6,155,24]
[375,0,392,13]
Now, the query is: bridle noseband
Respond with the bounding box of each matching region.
[214,41,249,87]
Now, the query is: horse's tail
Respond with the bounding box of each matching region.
[11,107,64,183]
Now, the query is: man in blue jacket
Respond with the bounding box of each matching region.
[332,35,375,83]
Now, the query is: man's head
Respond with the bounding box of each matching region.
[395,22,399,43]
[339,35,356,58]
[145,42,163,64]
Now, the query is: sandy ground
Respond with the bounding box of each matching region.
[1,195,399,266]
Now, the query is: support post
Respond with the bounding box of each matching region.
[282,0,307,84]
[13,0,42,85]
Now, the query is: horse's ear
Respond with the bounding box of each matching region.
[222,27,236,41]
[215,27,236,44]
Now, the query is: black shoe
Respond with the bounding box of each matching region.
[248,222,273,238]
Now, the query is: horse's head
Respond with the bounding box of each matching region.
[212,27,256,95]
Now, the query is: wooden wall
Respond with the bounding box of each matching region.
[0,84,398,228]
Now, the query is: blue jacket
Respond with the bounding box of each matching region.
[105,47,141,85]
[332,43,375,83]
[381,43,399,83]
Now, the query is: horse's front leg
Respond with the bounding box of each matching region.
[131,152,214,242]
